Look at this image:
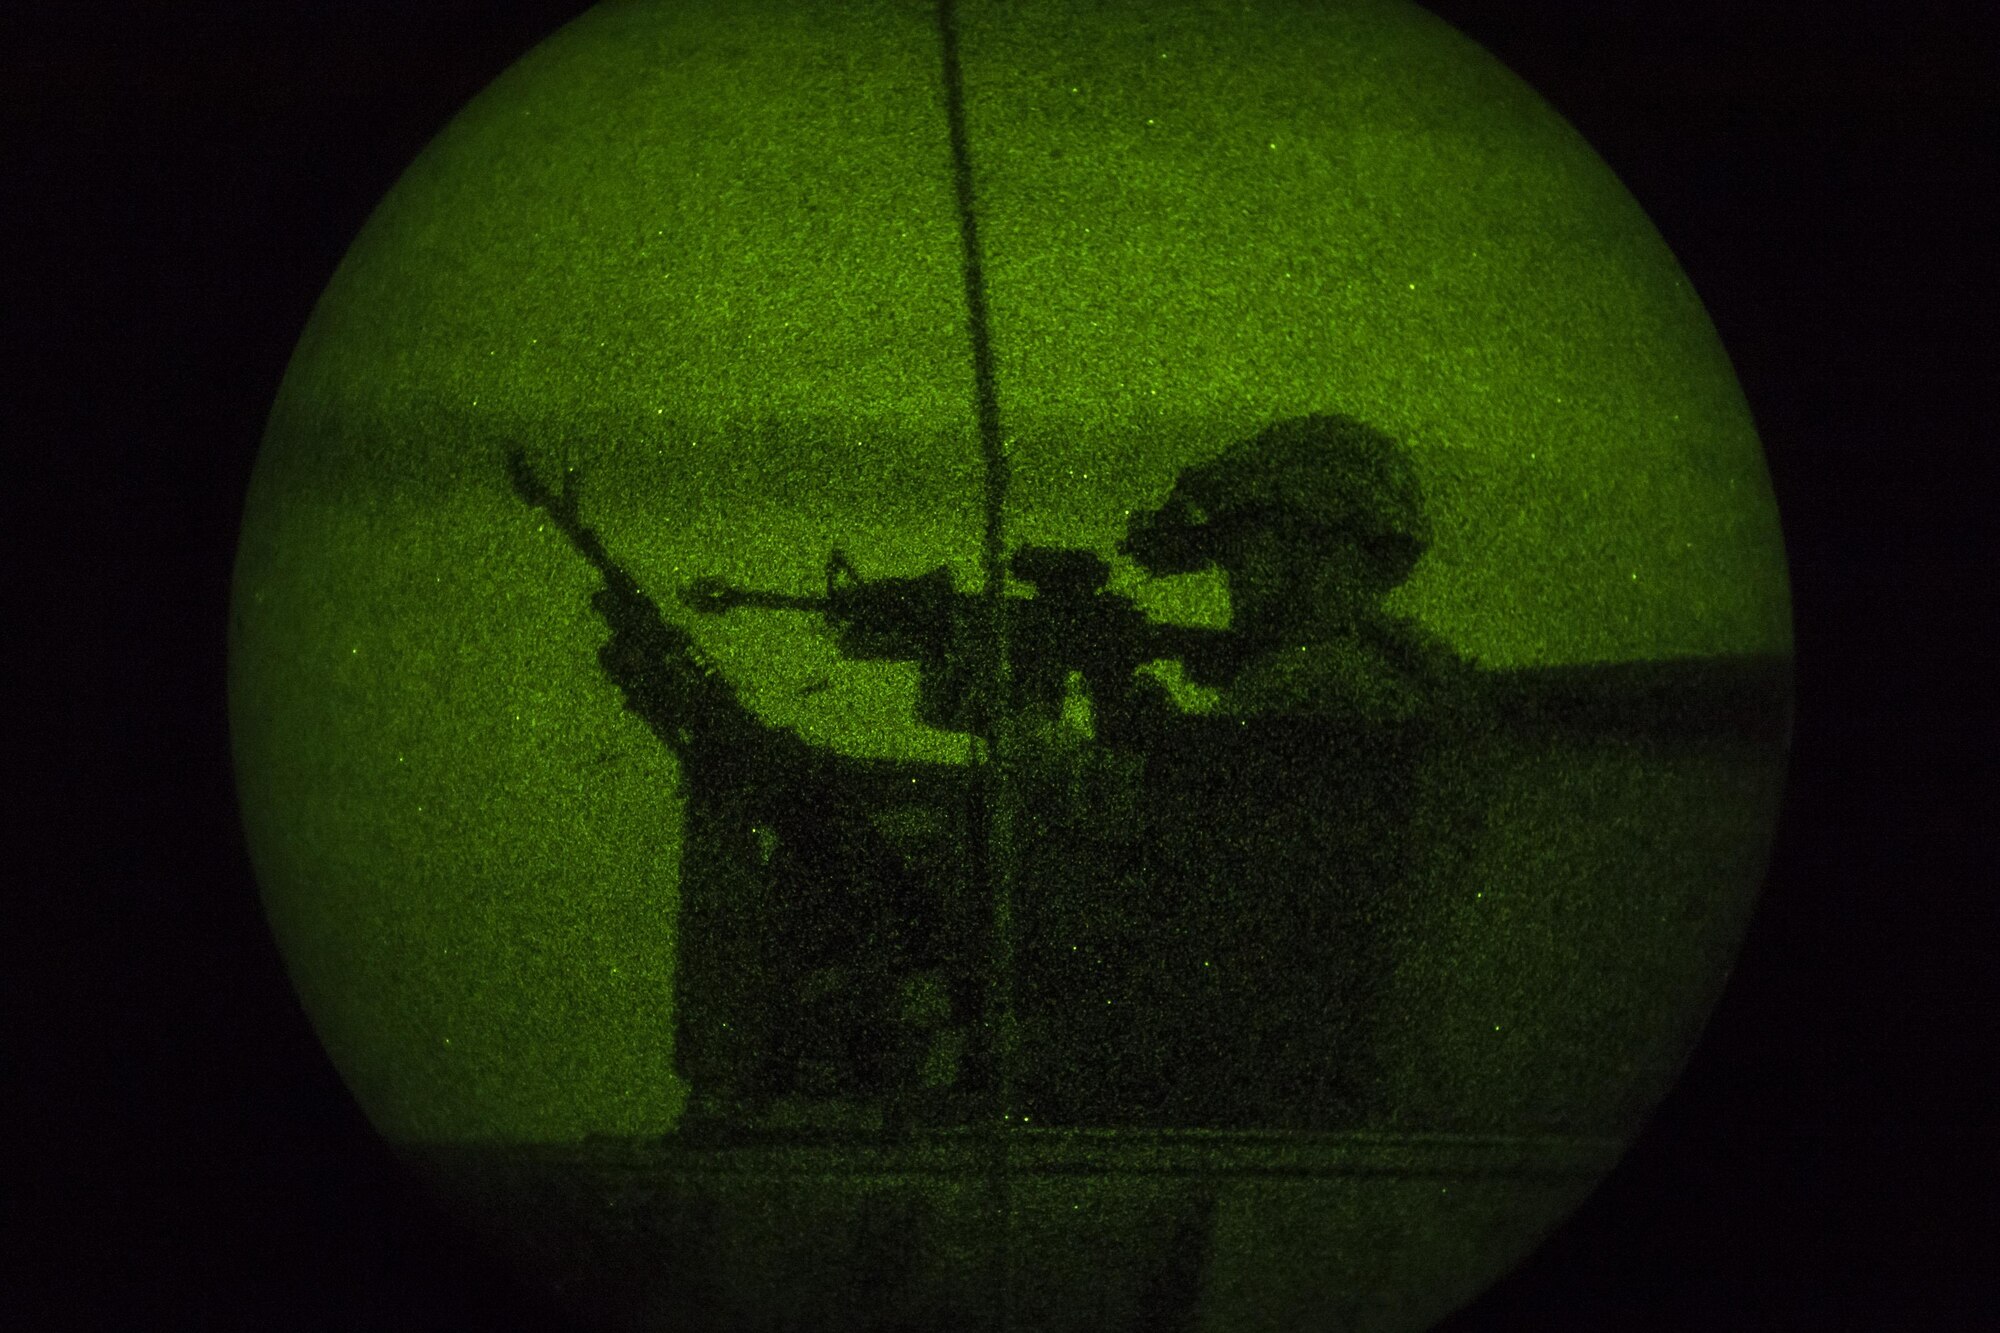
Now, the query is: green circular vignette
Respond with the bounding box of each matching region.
[231,1,1790,1328]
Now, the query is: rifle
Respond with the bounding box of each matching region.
[683,549,979,731]
[680,543,1236,738]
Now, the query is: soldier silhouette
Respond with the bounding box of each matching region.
[511,410,1465,1136]
[1020,412,1470,1128]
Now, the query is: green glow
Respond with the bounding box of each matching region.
[962,0,1789,666]
[236,0,982,1142]
[231,0,1787,1281]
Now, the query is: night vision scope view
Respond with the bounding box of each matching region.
[421,408,1786,1331]
[229,2,1794,1329]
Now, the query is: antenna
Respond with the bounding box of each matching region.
[937,1,1017,1325]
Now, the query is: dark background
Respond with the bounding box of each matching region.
[12,1,1983,1327]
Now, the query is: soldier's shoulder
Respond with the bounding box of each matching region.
[1221,629,1415,723]
[1374,615,1467,676]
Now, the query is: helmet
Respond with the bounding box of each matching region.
[1122,413,1431,586]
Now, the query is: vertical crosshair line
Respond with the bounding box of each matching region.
[935,0,1017,1327]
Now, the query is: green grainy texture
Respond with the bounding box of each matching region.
[1378,730,1785,1135]
[413,1133,1621,1330]
[232,0,1788,1200]
[961,0,1789,665]
[235,0,983,1142]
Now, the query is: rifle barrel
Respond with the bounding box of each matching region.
[679,580,829,616]
[508,448,614,569]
